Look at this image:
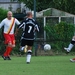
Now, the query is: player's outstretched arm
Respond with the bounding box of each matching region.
[35,25,39,32]
[15,21,25,36]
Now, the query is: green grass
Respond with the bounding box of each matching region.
[0,56,75,75]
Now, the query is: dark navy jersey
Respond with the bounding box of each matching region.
[18,18,39,40]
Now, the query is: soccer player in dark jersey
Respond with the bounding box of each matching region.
[64,36,75,62]
[64,36,75,53]
[15,12,39,64]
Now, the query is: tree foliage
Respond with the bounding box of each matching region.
[0,8,8,55]
[0,8,8,21]
[52,0,75,14]
[18,0,53,11]
[18,0,75,14]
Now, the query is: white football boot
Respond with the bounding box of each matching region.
[64,43,74,53]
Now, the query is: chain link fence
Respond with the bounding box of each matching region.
[34,16,75,56]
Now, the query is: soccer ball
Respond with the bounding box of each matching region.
[44,44,51,51]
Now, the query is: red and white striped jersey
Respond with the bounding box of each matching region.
[0,17,20,34]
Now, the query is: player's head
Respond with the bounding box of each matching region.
[26,12,33,18]
[7,11,13,19]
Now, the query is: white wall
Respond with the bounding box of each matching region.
[0,2,31,13]
[0,2,20,12]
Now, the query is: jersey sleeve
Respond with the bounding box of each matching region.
[15,18,20,25]
[17,21,25,29]
[0,20,5,28]
[35,24,39,32]
[35,21,39,32]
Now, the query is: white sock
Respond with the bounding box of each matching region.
[20,47,24,51]
[26,50,32,63]
[68,43,74,52]
[26,54,31,63]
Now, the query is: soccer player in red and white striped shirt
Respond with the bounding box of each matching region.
[0,11,20,60]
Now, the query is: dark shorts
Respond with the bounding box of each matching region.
[21,39,34,46]
[71,40,75,44]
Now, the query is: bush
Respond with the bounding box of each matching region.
[0,8,8,55]
[44,22,75,52]
[0,8,8,21]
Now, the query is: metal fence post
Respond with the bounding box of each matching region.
[59,17,61,23]
[44,17,46,43]
[33,0,37,56]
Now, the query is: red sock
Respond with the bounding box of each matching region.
[4,46,9,57]
[7,47,12,56]
[4,46,12,57]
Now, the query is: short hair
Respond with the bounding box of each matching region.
[26,12,32,17]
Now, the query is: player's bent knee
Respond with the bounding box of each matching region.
[27,46,32,50]
[8,42,12,47]
[12,45,15,48]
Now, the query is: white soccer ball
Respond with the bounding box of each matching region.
[44,44,51,51]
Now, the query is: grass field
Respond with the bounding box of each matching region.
[0,56,75,75]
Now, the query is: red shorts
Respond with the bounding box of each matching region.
[3,33,15,45]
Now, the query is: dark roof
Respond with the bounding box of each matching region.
[13,13,26,20]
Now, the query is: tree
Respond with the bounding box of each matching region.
[18,0,75,14]
[18,0,53,11]
[52,0,75,14]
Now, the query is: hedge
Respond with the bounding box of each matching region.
[44,22,75,52]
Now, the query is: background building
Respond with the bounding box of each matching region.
[0,0,31,13]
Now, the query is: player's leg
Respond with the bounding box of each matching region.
[2,34,11,60]
[2,34,14,60]
[20,39,27,52]
[26,40,34,64]
[20,45,27,52]
[6,34,15,60]
[5,42,13,60]
[26,46,32,64]
[64,36,75,53]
